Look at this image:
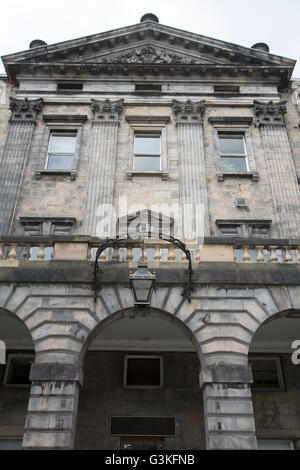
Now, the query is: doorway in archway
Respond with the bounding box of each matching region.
[75,310,205,450]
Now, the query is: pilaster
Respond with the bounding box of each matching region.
[172,100,209,239]
[200,365,257,450]
[253,100,300,238]
[22,363,83,449]
[0,97,43,235]
[82,99,124,237]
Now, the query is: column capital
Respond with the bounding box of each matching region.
[9,96,43,123]
[91,98,124,123]
[172,99,205,124]
[200,364,253,388]
[253,100,287,127]
[30,362,83,385]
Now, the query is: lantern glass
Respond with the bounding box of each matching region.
[130,267,155,305]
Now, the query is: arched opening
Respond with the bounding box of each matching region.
[249,310,300,450]
[75,308,205,450]
[0,308,35,449]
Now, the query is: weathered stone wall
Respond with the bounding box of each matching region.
[0,359,30,441]
[75,351,204,450]
[7,78,298,238]
[253,354,300,443]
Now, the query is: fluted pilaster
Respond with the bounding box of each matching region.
[0,97,43,235]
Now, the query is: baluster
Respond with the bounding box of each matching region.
[269,246,278,263]
[283,246,292,263]
[112,246,120,261]
[255,246,265,263]
[196,247,201,263]
[297,246,300,263]
[87,246,92,261]
[168,245,175,261]
[142,246,148,263]
[22,245,31,260]
[126,246,133,262]
[0,243,4,260]
[242,246,251,263]
[37,244,45,260]
[154,245,162,262]
[8,244,18,260]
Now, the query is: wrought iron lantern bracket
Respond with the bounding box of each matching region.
[93,233,193,303]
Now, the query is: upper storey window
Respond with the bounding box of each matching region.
[46,131,77,170]
[134,133,161,171]
[218,133,248,172]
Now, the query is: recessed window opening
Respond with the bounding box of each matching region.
[134,133,161,171]
[57,82,83,91]
[124,355,163,388]
[214,85,240,93]
[46,130,77,170]
[218,133,248,172]
[135,84,161,93]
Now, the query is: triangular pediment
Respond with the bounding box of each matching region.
[2,20,295,80]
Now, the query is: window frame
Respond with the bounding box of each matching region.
[209,120,258,181]
[3,353,34,388]
[257,439,295,450]
[123,355,163,389]
[218,132,249,173]
[249,356,285,391]
[125,119,169,180]
[45,130,77,171]
[35,117,86,180]
[133,131,162,172]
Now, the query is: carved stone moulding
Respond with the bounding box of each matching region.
[91,98,124,123]
[253,100,287,127]
[172,99,205,124]
[9,97,43,123]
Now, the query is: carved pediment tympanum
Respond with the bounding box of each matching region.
[2,20,295,80]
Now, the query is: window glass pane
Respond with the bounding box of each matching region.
[49,134,76,153]
[134,135,160,155]
[134,156,160,171]
[6,356,33,385]
[47,155,74,170]
[219,137,245,155]
[0,439,23,450]
[220,157,247,172]
[257,441,292,450]
[126,358,161,386]
[249,359,280,389]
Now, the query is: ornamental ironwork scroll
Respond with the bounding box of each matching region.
[93,233,193,303]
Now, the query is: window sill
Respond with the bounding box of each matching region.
[216,171,259,182]
[126,171,169,181]
[34,170,77,180]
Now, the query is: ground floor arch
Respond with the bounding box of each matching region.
[75,308,206,450]
[0,307,35,449]
[249,309,300,450]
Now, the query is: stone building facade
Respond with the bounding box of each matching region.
[0,14,299,450]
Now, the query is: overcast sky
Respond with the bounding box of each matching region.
[1,0,299,77]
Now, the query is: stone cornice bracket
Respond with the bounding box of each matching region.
[91,98,124,124]
[9,96,43,123]
[253,100,287,127]
[172,99,206,125]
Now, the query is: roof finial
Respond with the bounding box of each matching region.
[140,13,159,23]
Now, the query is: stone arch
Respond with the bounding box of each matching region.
[79,284,205,367]
[79,306,200,366]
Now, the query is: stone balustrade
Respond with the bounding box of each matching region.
[0,236,300,264]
